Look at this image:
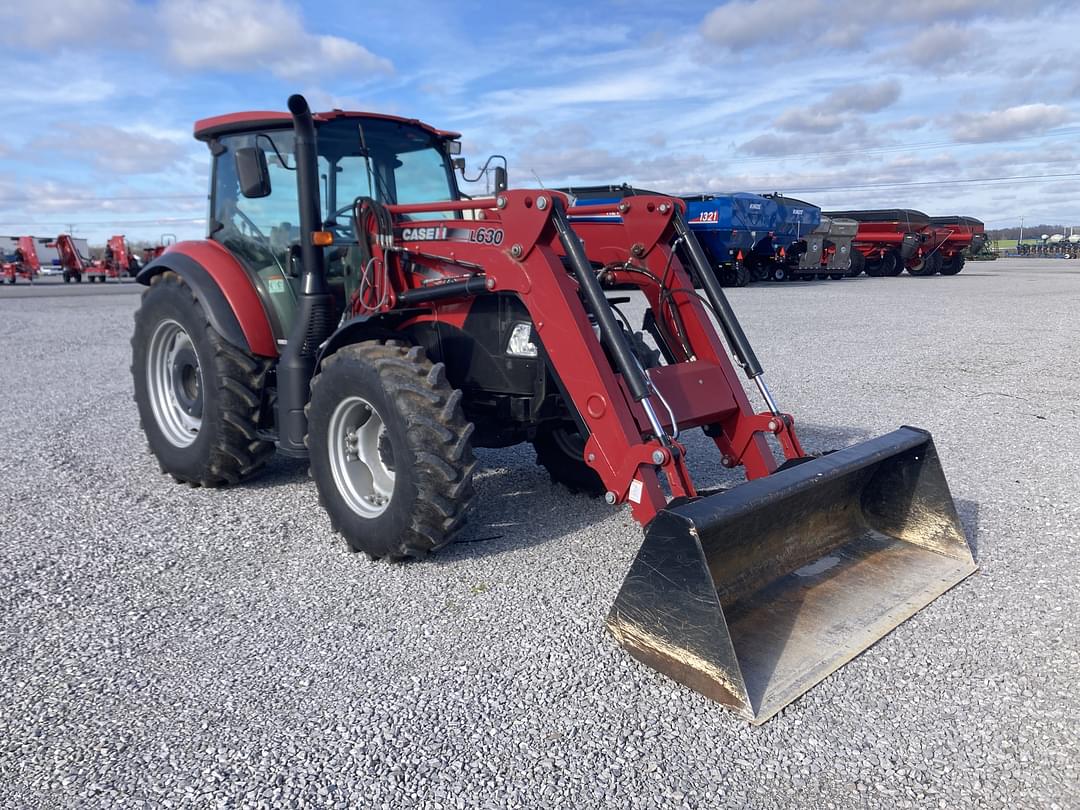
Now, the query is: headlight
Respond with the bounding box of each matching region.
[506,322,538,357]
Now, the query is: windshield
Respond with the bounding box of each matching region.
[316,117,458,222]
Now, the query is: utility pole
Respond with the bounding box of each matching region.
[1017,215,1024,248]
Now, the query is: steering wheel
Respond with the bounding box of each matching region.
[327,202,359,224]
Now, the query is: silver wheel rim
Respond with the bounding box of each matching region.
[328,396,396,518]
[147,319,203,448]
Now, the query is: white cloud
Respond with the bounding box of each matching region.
[31,124,189,174]
[701,0,821,51]
[951,104,1071,143]
[158,0,392,81]
[699,0,1066,58]
[827,81,901,113]
[0,0,144,49]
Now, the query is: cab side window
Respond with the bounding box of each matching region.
[211,131,299,273]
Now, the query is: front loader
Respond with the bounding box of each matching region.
[131,95,975,724]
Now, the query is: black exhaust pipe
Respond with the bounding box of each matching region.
[276,94,335,456]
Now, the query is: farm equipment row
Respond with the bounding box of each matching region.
[130,94,976,724]
[561,186,984,287]
[0,234,177,285]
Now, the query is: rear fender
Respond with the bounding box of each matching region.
[137,240,278,358]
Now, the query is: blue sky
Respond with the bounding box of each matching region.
[0,0,1077,243]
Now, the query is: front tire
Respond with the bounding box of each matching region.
[132,271,274,486]
[306,342,477,560]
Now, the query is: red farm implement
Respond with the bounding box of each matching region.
[825,209,931,277]
[55,234,134,282]
[1,236,42,285]
[906,216,987,276]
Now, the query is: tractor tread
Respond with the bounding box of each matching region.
[308,341,476,560]
[132,271,273,488]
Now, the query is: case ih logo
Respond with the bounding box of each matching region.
[398,226,504,245]
[401,226,448,241]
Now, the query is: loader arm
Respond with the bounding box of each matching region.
[359,191,690,522]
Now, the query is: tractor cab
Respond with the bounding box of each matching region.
[196,112,466,334]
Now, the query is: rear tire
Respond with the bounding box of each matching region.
[882,250,903,276]
[908,252,942,276]
[847,251,865,277]
[306,342,477,560]
[132,271,274,486]
[721,262,750,287]
[748,258,769,283]
[828,273,844,280]
[533,424,605,496]
[534,330,659,496]
[939,255,965,275]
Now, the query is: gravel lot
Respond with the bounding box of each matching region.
[0,260,1076,809]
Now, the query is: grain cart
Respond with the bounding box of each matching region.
[561,184,762,288]
[908,216,986,276]
[684,192,780,284]
[826,209,931,277]
[132,95,975,724]
[1,236,41,284]
[761,194,822,281]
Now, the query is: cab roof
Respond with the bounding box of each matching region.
[194,109,461,142]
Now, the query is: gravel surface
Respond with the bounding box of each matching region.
[0,261,1076,809]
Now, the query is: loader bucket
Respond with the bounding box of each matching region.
[607,426,975,724]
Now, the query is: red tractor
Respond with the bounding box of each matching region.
[1,236,41,284]
[131,95,974,723]
[825,209,931,277]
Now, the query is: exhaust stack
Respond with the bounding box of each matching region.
[276,94,335,455]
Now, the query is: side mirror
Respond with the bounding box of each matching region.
[493,165,508,193]
[235,147,271,198]
[452,158,466,172]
